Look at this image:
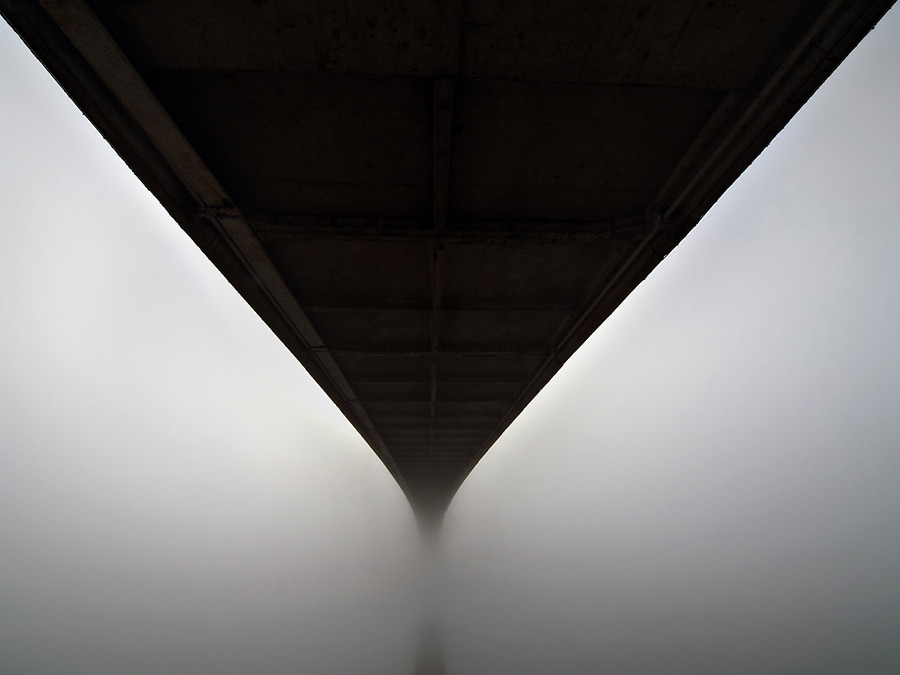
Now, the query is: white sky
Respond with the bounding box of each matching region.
[1,7,899,674]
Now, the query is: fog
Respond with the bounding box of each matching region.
[2,8,899,673]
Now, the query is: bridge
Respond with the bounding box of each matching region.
[2,0,893,533]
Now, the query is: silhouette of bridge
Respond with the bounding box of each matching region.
[2,0,892,534]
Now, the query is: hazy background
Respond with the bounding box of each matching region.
[2,7,899,673]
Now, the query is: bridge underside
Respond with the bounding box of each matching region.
[3,0,892,525]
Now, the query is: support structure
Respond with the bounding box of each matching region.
[2,0,893,522]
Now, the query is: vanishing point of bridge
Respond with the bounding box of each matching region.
[2,0,892,532]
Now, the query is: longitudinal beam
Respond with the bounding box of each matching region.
[1,0,412,494]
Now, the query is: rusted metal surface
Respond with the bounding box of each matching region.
[2,0,893,526]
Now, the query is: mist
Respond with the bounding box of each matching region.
[2,7,900,674]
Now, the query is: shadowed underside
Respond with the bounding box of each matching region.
[2,0,892,526]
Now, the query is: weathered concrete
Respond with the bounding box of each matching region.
[2,0,893,524]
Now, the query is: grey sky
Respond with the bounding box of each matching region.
[2,7,900,674]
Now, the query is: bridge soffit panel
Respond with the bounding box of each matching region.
[2,0,894,518]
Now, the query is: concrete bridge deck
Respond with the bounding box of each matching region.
[2,0,893,525]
